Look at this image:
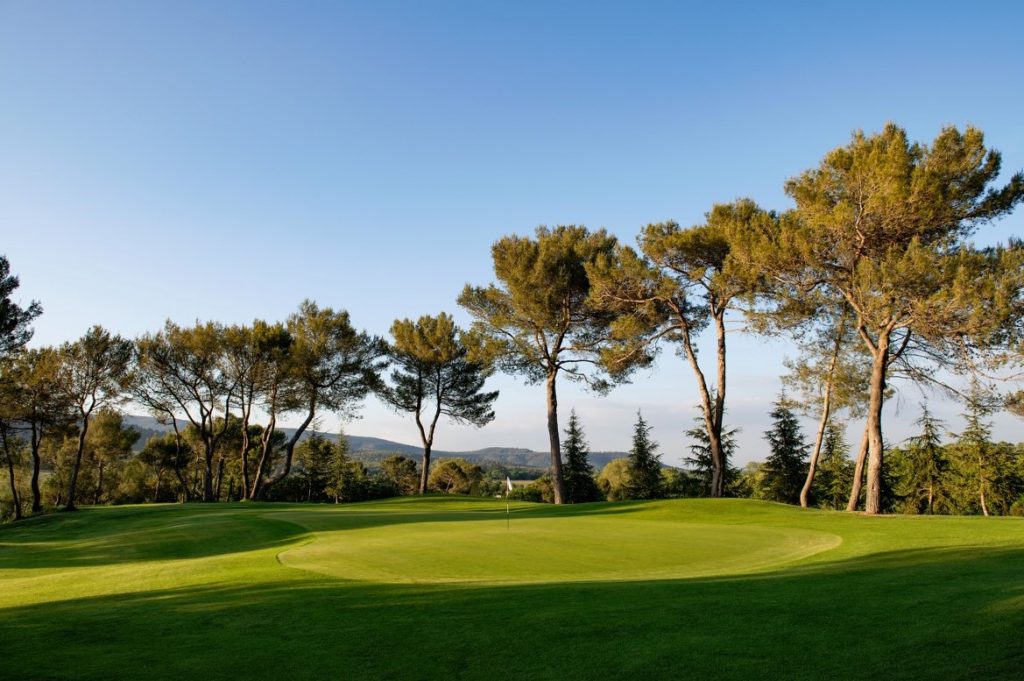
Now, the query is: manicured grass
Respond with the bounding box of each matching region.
[2,497,1022,680]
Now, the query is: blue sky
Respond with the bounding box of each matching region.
[2,1,1023,463]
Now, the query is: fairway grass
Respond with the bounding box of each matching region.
[2,498,1022,680]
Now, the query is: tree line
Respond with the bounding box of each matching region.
[2,122,1023,519]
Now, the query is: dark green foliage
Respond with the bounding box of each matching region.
[295,433,336,502]
[458,225,622,504]
[427,458,486,495]
[561,410,602,503]
[0,255,42,360]
[507,484,544,502]
[325,431,370,503]
[379,455,420,495]
[683,402,739,496]
[946,385,1018,516]
[892,405,948,514]
[382,313,497,494]
[625,412,663,500]
[811,422,854,509]
[760,395,809,504]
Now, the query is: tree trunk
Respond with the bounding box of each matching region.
[167,423,191,502]
[800,333,842,508]
[1,428,23,521]
[711,309,727,497]
[154,468,162,502]
[249,411,281,500]
[419,444,432,495]
[30,422,42,513]
[846,424,869,512]
[864,334,890,515]
[172,464,190,502]
[679,318,725,498]
[240,420,251,501]
[546,371,565,505]
[94,461,105,505]
[256,403,315,499]
[215,457,224,501]
[416,395,441,496]
[978,454,989,517]
[202,437,215,502]
[65,410,92,512]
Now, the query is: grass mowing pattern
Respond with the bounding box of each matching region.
[1,497,1023,680]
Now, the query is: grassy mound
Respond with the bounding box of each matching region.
[1,498,1022,680]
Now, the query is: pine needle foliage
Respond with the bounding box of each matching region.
[626,411,663,500]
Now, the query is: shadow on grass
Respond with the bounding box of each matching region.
[0,500,653,569]
[0,504,307,569]
[2,545,1023,680]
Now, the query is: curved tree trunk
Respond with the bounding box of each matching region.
[546,371,565,505]
[65,409,92,512]
[256,402,316,499]
[846,424,869,512]
[801,391,833,509]
[800,329,843,508]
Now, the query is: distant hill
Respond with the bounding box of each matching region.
[122,415,625,469]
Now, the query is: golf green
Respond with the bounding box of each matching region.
[1,498,1022,679]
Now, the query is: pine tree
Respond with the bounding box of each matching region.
[325,429,365,503]
[683,398,739,496]
[812,422,853,509]
[626,411,663,500]
[295,433,335,502]
[561,409,601,503]
[896,404,948,514]
[761,394,809,504]
[953,383,998,516]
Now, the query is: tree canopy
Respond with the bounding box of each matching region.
[459,226,620,504]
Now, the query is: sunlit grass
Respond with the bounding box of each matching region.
[2,498,1022,679]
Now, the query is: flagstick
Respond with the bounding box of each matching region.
[506,493,510,531]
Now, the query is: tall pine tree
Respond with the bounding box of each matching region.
[895,404,948,514]
[812,422,853,510]
[761,394,809,504]
[683,397,739,496]
[561,409,601,503]
[953,383,998,516]
[626,411,663,500]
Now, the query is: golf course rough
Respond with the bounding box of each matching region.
[1,497,1022,680]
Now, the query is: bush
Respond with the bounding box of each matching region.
[508,486,543,502]
[1010,496,1024,517]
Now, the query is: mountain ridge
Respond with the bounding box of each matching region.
[122,415,626,469]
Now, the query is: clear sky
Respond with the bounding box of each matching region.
[2,0,1023,464]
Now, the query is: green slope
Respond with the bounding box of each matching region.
[1,498,1022,680]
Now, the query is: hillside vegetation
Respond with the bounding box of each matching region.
[2,498,1022,680]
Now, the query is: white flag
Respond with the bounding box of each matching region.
[506,476,514,492]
